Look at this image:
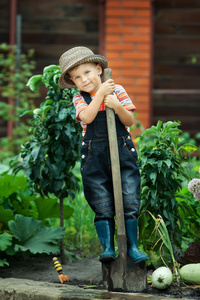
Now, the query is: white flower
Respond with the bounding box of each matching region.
[188,178,200,194]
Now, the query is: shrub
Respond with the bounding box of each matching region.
[138,121,198,258]
[13,65,82,263]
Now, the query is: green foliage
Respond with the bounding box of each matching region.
[0,43,38,160]
[0,232,12,251]
[64,186,101,256]
[0,172,73,265]
[15,64,82,199]
[138,121,198,255]
[9,215,65,255]
[176,187,200,248]
[0,173,74,228]
[148,213,180,281]
[11,64,82,263]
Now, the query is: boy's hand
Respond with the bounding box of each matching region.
[99,79,115,96]
[104,93,120,110]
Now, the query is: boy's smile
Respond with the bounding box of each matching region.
[69,63,102,94]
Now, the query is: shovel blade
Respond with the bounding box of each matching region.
[102,256,147,292]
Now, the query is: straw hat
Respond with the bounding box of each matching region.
[58,46,108,89]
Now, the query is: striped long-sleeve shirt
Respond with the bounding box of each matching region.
[73,84,136,136]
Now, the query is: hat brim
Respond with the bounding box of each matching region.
[58,55,108,89]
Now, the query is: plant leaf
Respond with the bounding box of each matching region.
[27,75,45,91]
[0,232,12,251]
[9,215,65,254]
[0,175,29,198]
[20,109,33,117]
[34,197,74,220]
[179,143,198,154]
[0,206,14,225]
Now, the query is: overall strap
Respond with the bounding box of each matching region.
[80,91,92,105]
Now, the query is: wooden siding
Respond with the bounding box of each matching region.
[153,0,200,136]
[105,0,153,130]
[0,0,99,137]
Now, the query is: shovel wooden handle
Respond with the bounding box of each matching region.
[104,69,127,256]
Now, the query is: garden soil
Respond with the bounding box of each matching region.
[0,255,200,299]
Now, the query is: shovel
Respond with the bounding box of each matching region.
[102,68,147,292]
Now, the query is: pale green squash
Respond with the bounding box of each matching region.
[180,264,200,285]
[151,267,173,289]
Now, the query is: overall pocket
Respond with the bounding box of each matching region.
[94,117,108,137]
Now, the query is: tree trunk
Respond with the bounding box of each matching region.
[60,196,67,264]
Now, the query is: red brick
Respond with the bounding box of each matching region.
[108,61,135,68]
[127,87,149,94]
[106,1,121,8]
[136,95,150,103]
[106,26,134,34]
[137,26,151,35]
[105,35,120,43]
[122,1,151,8]
[123,35,150,42]
[106,18,121,25]
[136,102,150,111]
[136,111,149,119]
[122,69,150,77]
[137,9,151,17]
[122,52,150,60]
[113,77,135,86]
[105,44,134,51]
[137,118,149,128]
[137,43,151,52]
[104,51,120,59]
[135,78,150,86]
[137,61,151,68]
[111,69,120,78]
[106,8,135,17]
[123,18,151,25]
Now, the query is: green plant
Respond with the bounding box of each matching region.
[0,43,38,161]
[13,65,82,263]
[176,187,200,249]
[151,266,173,289]
[180,263,200,285]
[138,121,198,257]
[148,213,180,282]
[64,188,101,256]
[8,215,65,255]
[0,172,73,266]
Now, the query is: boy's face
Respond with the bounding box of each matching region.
[69,62,102,94]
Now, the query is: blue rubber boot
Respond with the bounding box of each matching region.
[95,220,116,263]
[125,219,149,263]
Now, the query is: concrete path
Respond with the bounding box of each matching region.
[0,278,196,300]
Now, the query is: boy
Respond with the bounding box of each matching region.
[58,46,148,263]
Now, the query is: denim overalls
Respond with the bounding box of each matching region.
[80,92,141,223]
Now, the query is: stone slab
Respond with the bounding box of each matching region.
[0,278,198,300]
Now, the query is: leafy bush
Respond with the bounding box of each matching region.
[138,121,198,259]
[0,173,73,266]
[176,187,200,248]
[13,64,82,263]
[16,65,82,199]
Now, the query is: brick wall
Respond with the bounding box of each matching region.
[104,0,153,130]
